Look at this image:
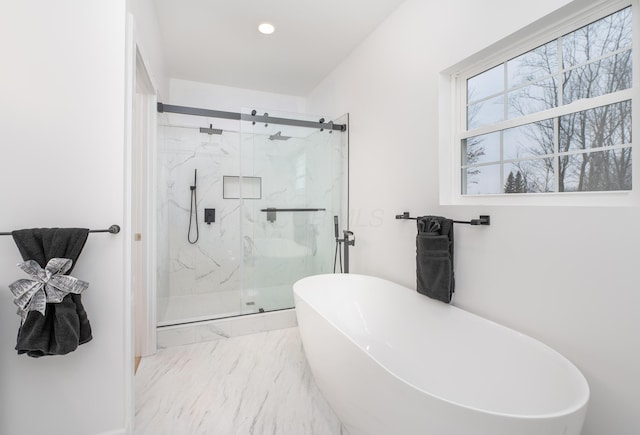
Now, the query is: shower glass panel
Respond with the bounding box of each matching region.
[156,108,348,326]
[156,112,244,326]
[240,109,348,314]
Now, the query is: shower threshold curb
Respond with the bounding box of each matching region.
[156,308,298,349]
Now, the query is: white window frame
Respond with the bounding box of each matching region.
[439,0,639,206]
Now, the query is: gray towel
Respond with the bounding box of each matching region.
[416,216,454,303]
[11,228,92,357]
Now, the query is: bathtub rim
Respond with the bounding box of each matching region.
[294,273,590,421]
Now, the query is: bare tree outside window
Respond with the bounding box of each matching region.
[462,6,632,195]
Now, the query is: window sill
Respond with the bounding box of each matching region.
[441,189,637,207]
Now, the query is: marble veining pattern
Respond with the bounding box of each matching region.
[135,327,344,435]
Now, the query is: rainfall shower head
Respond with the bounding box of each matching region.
[200,124,223,135]
[268,131,291,141]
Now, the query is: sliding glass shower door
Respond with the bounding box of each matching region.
[156,108,348,326]
[240,109,348,314]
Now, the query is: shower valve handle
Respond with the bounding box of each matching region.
[343,230,355,246]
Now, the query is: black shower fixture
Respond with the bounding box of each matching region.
[268,131,291,141]
[199,124,223,135]
[188,169,199,244]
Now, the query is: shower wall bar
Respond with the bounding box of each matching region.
[260,207,326,223]
[157,103,347,132]
[260,208,327,212]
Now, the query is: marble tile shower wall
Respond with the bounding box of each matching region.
[302,129,346,275]
[241,127,345,292]
[157,125,243,317]
[157,119,346,322]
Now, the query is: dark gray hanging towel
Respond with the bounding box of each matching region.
[11,228,92,357]
[416,216,454,303]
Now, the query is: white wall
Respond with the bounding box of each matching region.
[169,78,307,119]
[129,0,169,99]
[0,2,128,435]
[308,1,640,434]
[159,79,308,140]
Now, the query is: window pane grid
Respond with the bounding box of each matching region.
[557,37,565,107]
[562,6,632,68]
[468,45,632,111]
[460,87,633,140]
[460,5,633,195]
[502,63,508,124]
[463,99,632,169]
[466,53,632,129]
[465,6,632,131]
[562,45,632,74]
[462,142,633,170]
[462,97,632,194]
[462,145,632,194]
[553,117,560,192]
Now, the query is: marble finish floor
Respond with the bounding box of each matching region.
[135,327,344,435]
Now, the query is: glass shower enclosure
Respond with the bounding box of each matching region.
[156,107,348,326]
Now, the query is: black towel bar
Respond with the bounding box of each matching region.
[395,212,490,226]
[260,208,326,212]
[0,225,121,236]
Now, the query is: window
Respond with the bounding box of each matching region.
[458,5,633,196]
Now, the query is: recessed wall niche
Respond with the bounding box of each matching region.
[223,176,262,199]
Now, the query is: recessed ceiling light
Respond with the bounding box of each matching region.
[258,23,275,35]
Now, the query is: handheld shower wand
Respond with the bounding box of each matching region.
[333,216,342,272]
[188,169,199,244]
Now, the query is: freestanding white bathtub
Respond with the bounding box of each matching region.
[293,274,589,435]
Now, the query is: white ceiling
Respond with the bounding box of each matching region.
[153,0,407,96]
